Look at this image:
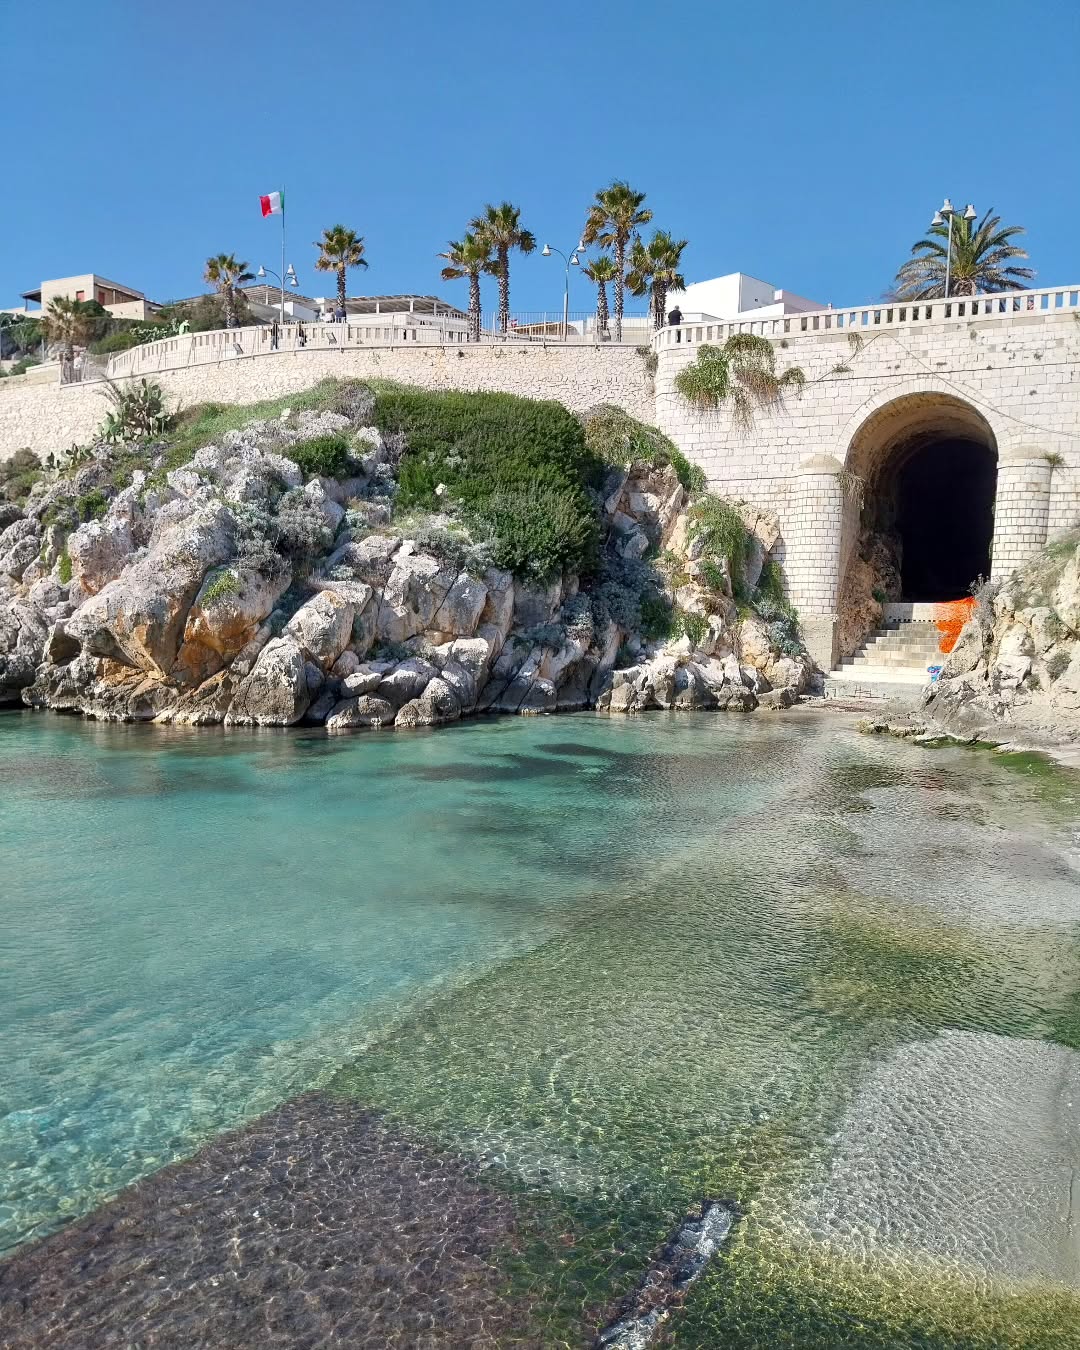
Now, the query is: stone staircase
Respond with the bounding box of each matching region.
[825,619,945,701]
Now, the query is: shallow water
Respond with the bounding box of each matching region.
[2,707,1079,1345]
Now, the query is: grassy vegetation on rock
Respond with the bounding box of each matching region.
[374,385,603,580]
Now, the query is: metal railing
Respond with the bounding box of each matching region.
[651,284,1080,350]
[106,310,652,380]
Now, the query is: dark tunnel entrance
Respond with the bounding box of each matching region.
[894,438,997,601]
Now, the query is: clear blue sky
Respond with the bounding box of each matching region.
[4,0,1078,317]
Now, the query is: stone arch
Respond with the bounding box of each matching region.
[840,390,1000,614]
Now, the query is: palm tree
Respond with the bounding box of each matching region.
[893,208,1035,299]
[581,181,653,341]
[42,297,94,367]
[626,230,688,331]
[675,334,806,431]
[314,225,369,315]
[582,255,618,338]
[469,202,535,334]
[203,254,254,329]
[438,233,493,343]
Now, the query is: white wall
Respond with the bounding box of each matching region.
[666,272,825,321]
[0,344,654,458]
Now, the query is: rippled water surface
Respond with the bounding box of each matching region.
[2,707,1079,1346]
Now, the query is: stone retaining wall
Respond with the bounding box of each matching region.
[0,345,653,459]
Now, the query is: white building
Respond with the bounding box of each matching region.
[665,272,822,323]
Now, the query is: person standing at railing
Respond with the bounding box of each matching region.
[297,321,307,348]
[667,304,683,341]
[270,318,280,351]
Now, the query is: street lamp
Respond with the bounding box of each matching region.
[930,199,976,300]
[257,262,298,323]
[541,240,584,341]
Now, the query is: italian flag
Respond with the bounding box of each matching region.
[259,190,284,217]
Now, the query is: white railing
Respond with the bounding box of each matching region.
[106,311,648,380]
[651,284,1080,350]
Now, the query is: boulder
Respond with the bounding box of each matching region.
[66,502,235,675]
[325,694,396,730]
[394,676,462,728]
[376,554,456,643]
[226,636,310,725]
[342,665,385,696]
[376,657,438,709]
[284,589,355,670]
[512,578,562,629]
[430,573,488,638]
[0,533,41,581]
[173,566,288,685]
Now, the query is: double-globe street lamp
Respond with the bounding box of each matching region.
[541,240,584,341]
[256,262,299,323]
[930,198,977,300]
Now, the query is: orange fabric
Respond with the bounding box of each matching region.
[933,597,977,654]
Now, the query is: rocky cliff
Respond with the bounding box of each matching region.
[0,384,810,730]
[923,531,1080,743]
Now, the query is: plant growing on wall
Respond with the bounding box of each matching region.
[581,181,653,342]
[469,202,535,335]
[438,233,493,343]
[626,231,688,331]
[314,225,369,316]
[893,208,1034,299]
[674,335,806,430]
[202,254,254,330]
[582,255,619,339]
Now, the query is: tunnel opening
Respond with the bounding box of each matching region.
[894,437,997,600]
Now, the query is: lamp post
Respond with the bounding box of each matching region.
[930,199,977,300]
[256,263,298,323]
[541,240,584,341]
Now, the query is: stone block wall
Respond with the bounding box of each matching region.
[655,309,1080,645]
[0,344,654,460]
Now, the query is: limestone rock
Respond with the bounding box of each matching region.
[325,694,396,730]
[284,589,355,670]
[173,567,288,685]
[66,502,235,675]
[226,636,310,725]
[377,657,438,709]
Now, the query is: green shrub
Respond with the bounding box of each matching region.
[639,589,675,640]
[89,330,143,355]
[58,548,72,584]
[76,489,109,522]
[671,609,709,647]
[273,489,333,563]
[689,496,749,583]
[289,433,354,480]
[756,558,788,609]
[200,568,241,604]
[468,480,599,581]
[0,448,43,503]
[1046,649,1071,681]
[377,387,602,580]
[699,558,727,593]
[581,404,705,494]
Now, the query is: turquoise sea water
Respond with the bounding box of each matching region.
[2,707,1080,1344]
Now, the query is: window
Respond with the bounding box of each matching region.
[75,290,85,301]
[97,291,106,303]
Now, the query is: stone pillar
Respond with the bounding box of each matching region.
[785,454,845,671]
[991,450,1053,579]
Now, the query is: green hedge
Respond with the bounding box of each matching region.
[374,387,604,580]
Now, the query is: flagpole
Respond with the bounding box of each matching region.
[280,184,286,324]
